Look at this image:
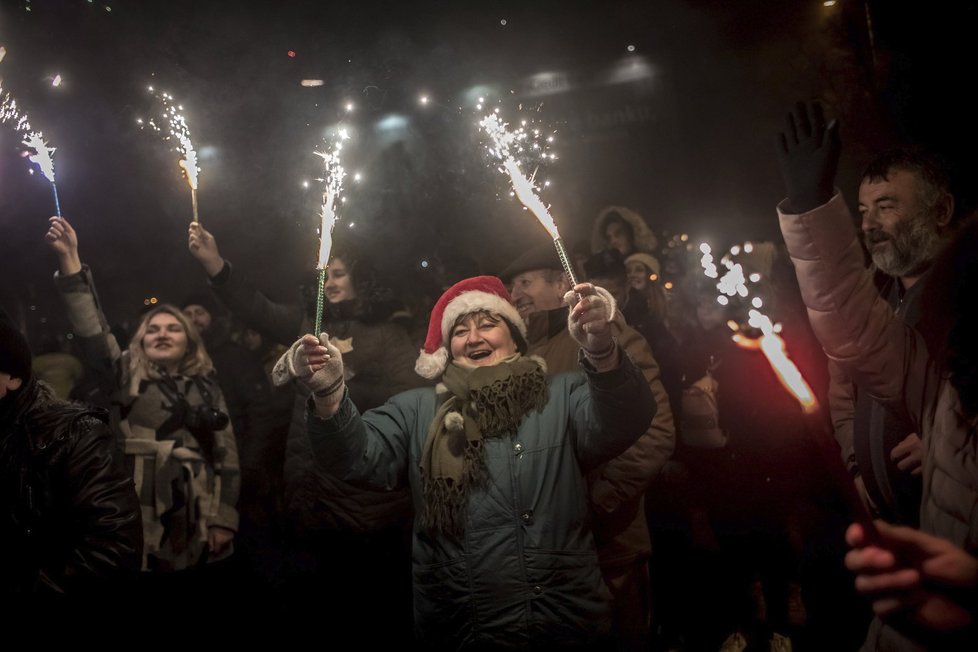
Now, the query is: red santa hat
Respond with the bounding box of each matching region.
[415,275,526,379]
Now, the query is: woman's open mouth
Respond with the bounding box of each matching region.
[468,350,492,361]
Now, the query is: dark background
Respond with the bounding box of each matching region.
[2,0,975,339]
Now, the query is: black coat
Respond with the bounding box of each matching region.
[0,380,143,596]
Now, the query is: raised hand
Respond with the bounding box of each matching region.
[188,222,225,277]
[44,216,82,275]
[564,283,618,371]
[776,100,841,214]
[273,333,346,416]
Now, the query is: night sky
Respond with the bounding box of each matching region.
[2,0,976,340]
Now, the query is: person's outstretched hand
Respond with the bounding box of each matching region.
[776,100,841,214]
[565,283,618,371]
[188,222,225,277]
[846,520,978,634]
[44,216,82,275]
[272,333,346,416]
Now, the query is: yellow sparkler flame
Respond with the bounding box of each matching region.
[733,316,818,413]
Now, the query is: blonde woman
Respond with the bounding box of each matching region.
[45,217,239,585]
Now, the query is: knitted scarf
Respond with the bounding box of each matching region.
[419,354,548,535]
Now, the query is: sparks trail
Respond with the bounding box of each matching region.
[138,86,201,222]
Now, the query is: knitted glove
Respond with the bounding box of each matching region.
[273,333,346,406]
[776,100,841,214]
[563,283,617,363]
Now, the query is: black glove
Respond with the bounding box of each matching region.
[776,100,841,214]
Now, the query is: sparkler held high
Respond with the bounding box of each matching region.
[1,78,62,216]
[312,131,348,335]
[479,111,578,287]
[139,87,201,223]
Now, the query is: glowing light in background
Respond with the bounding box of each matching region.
[606,55,654,85]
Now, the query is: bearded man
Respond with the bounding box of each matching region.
[828,147,956,525]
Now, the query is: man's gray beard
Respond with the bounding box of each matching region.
[868,214,944,278]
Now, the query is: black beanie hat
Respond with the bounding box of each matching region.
[0,307,32,382]
[179,290,223,318]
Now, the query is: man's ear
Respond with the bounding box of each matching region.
[936,192,956,229]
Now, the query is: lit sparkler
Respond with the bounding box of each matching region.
[700,240,877,539]
[312,129,348,335]
[479,110,575,285]
[139,87,201,223]
[1,77,62,215]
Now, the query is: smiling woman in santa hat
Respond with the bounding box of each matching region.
[276,274,656,650]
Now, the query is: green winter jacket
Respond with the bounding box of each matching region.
[307,354,655,650]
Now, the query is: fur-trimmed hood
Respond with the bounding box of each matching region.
[590,206,658,255]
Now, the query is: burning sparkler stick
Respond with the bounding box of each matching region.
[1,79,62,215]
[479,111,577,287]
[139,87,200,223]
[312,130,348,335]
[700,241,878,540]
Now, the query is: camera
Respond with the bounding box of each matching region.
[184,405,230,433]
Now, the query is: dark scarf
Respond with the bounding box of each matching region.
[419,355,548,535]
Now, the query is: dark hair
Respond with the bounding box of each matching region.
[451,310,527,356]
[300,246,399,324]
[862,147,954,224]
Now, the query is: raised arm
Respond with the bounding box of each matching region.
[275,333,413,491]
[775,101,935,428]
[188,222,305,345]
[564,284,657,470]
[46,217,123,374]
[588,316,675,514]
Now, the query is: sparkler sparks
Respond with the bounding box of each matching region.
[700,241,815,411]
[1,76,61,215]
[479,109,577,284]
[314,132,347,270]
[311,129,349,335]
[139,87,201,221]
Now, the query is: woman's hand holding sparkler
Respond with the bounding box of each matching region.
[566,283,618,372]
[271,334,346,417]
[44,216,82,275]
[846,520,978,636]
[188,222,225,277]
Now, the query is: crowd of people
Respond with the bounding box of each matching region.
[2,99,976,651]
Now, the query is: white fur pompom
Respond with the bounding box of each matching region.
[444,411,464,433]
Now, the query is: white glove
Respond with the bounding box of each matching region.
[273,333,345,402]
[564,283,617,360]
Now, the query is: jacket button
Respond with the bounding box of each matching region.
[533,585,543,595]
[520,510,534,525]
[514,442,523,454]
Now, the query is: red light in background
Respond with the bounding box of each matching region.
[287,50,296,58]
